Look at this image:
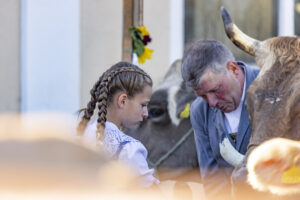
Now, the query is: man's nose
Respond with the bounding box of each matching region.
[142,107,148,118]
[207,93,218,107]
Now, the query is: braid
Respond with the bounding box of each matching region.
[76,75,103,136]
[96,78,109,139]
[95,67,150,139]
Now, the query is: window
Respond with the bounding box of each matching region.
[184,0,277,63]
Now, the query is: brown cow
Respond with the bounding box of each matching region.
[220,6,300,198]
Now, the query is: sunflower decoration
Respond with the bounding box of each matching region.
[130,26,153,64]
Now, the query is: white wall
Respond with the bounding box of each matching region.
[80,0,122,109]
[21,0,80,113]
[278,0,295,36]
[142,0,178,86]
[169,0,184,65]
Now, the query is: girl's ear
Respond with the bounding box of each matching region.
[116,92,128,108]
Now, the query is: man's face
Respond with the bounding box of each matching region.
[194,64,244,113]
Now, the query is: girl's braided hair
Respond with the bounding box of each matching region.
[77,61,152,140]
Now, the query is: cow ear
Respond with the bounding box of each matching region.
[247,138,300,195]
[176,83,196,118]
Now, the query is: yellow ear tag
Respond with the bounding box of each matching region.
[179,103,190,119]
[281,165,300,184]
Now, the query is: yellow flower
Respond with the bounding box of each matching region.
[138,47,153,64]
[137,26,149,36]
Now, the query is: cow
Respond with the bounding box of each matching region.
[220,6,300,198]
[126,60,200,182]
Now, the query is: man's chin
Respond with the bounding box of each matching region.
[219,106,233,113]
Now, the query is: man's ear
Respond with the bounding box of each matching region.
[116,93,128,108]
[226,61,239,77]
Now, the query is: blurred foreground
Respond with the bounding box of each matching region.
[0,112,206,200]
[2,112,299,200]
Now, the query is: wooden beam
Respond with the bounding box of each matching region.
[122,0,134,62]
[133,0,143,26]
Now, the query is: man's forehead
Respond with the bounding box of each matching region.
[198,70,221,89]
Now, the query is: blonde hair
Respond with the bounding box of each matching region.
[77,62,152,140]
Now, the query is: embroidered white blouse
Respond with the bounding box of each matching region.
[83,120,159,187]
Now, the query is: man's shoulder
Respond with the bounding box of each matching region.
[191,97,207,110]
[190,97,211,119]
[190,98,213,133]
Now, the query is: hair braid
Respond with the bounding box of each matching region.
[76,76,103,136]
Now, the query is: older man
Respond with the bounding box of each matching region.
[181,40,259,200]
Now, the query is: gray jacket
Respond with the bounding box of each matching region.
[190,62,260,199]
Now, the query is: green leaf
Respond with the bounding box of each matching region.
[135,30,144,40]
[133,39,144,56]
[129,26,146,56]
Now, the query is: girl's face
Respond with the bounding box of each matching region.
[121,85,152,129]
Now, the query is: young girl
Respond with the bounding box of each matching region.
[77,61,159,187]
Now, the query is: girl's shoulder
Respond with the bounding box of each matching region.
[103,121,139,155]
[83,120,142,156]
[104,121,137,143]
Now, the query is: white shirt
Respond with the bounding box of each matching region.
[224,76,246,134]
[83,120,159,187]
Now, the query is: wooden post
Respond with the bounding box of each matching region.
[133,0,143,26]
[122,0,133,62]
[122,0,144,62]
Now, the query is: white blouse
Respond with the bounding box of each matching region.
[83,120,159,187]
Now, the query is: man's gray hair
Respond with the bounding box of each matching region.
[181,40,235,89]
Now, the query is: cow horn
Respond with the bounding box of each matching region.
[219,137,245,167]
[221,6,260,56]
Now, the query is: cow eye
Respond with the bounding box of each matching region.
[148,107,164,118]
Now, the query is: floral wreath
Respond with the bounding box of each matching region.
[130,26,153,64]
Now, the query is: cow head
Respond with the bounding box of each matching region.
[221,6,300,195]
[126,60,199,181]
